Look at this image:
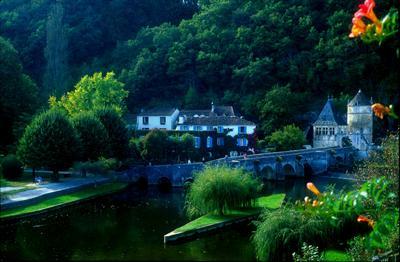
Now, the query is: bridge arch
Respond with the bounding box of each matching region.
[283,164,295,176]
[303,163,313,178]
[260,166,274,182]
[137,176,148,188]
[158,177,172,191]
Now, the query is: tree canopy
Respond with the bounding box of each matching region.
[50,72,128,116]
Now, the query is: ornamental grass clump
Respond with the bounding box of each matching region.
[252,206,334,261]
[185,165,260,218]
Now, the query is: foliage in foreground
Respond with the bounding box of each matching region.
[356,134,399,204]
[252,205,339,261]
[185,166,260,218]
[17,109,80,181]
[292,243,322,262]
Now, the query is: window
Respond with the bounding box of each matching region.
[206,136,213,148]
[217,137,224,146]
[239,126,247,134]
[316,127,321,136]
[160,117,166,125]
[194,137,201,148]
[329,127,335,135]
[142,117,149,125]
[180,125,189,131]
[237,138,248,147]
[217,126,224,133]
[194,126,203,131]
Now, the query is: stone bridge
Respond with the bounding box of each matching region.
[121,147,355,187]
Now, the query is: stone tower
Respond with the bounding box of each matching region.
[347,89,373,150]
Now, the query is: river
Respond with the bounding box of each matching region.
[0,176,354,261]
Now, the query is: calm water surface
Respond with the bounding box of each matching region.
[1,176,354,261]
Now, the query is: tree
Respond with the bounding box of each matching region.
[72,112,108,161]
[17,109,80,181]
[180,133,196,160]
[141,129,170,163]
[267,125,306,151]
[43,0,68,97]
[95,108,129,160]
[258,85,307,135]
[0,36,38,153]
[50,72,128,116]
[186,165,260,217]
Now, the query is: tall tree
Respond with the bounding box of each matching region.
[43,0,68,97]
[0,37,38,152]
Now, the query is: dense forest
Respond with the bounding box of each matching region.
[0,0,398,152]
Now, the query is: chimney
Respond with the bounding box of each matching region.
[211,101,215,112]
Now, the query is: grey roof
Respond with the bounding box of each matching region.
[213,106,235,116]
[313,99,346,126]
[137,107,177,116]
[179,116,255,126]
[180,105,236,117]
[348,89,371,106]
[180,110,212,117]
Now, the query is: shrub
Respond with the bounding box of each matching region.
[346,236,373,261]
[185,165,260,217]
[252,206,334,261]
[267,124,306,151]
[72,112,108,161]
[292,243,322,262]
[1,154,23,180]
[356,134,399,205]
[73,158,118,176]
[17,109,80,181]
[141,129,169,163]
[95,108,129,160]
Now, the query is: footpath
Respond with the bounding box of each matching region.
[0,176,112,210]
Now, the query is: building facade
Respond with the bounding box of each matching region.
[136,108,180,131]
[313,90,373,151]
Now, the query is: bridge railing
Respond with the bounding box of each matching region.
[208,146,354,165]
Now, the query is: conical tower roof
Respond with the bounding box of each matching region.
[348,89,371,106]
[313,98,345,126]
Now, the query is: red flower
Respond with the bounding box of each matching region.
[357,215,375,227]
[349,0,382,38]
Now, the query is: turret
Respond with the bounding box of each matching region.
[347,89,373,150]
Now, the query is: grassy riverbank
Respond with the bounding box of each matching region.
[174,193,285,233]
[0,182,127,219]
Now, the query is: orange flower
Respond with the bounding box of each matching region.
[306,182,321,196]
[312,200,318,207]
[372,103,391,119]
[357,215,375,227]
[349,17,367,38]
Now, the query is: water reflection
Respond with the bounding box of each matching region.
[1,176,353,261]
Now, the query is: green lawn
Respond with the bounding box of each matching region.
[174,193,286,233]
[0,182,127,219]
[322,250,351,261]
